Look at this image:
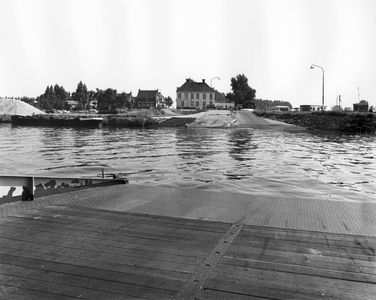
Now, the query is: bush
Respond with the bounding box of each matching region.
[339,113,376,133]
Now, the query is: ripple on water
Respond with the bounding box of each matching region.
[1,124,375,202]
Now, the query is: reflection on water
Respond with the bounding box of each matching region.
[1,123,375,202]
[228,129,258,161]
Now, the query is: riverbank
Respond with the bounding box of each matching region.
[254,111,376,133]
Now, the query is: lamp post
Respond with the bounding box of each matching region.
[310,64,324,111]
[210,76,220,88]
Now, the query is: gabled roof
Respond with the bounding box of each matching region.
[176,79,214,93]
[136,90,159,99]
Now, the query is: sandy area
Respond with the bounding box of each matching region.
[0,98,45,116]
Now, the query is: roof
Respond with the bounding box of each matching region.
[136,90,159,100]
[354,100,368,105]
[66,100,78,105]
[176,79,214,93]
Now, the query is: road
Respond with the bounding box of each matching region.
[234,110,271,125]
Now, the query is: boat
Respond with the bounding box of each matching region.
[11,115,103,128]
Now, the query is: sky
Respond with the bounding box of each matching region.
[0,0,375,109]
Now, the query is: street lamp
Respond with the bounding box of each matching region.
[210,76,220,88]
[310,64,325,111]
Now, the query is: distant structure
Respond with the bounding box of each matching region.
[353,100,369,112]
[331,105,343,112]
[136,90,163,109]
[176,79,216,109]
[300,105,327,112]
[268,106,290,112]
[64,98,79,110]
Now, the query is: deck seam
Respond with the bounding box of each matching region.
[172,216,246,300]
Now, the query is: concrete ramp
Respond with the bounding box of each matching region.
[235,111,271,125]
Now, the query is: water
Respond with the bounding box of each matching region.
[1,123,375,202]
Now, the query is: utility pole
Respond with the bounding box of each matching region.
[358,87,360,103]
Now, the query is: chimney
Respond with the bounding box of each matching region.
[202,79,205,83]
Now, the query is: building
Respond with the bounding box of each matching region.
[64,98,78,110]
[353,100,369,112]
[268,106,290,112]
[176,79,215,109]
[136,90,163,109]
[300,105,327,112]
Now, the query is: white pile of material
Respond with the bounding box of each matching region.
[0,98,45,116]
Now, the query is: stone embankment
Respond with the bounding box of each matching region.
[254,111,376,133]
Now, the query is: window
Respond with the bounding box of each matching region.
[185,93,188,99]
[196,93,199,99]
[181,101,185,107]
[191,101,194,107]
[196,101,199,107]
[191,93,194,99]
[177,93,181,99]
[209,93,213,100]
[203,94,206,100]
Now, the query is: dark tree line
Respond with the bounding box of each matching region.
[34,84,70,110]
[254,99,292,110]
[23,81,136,111]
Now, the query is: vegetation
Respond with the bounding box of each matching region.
[35,84,70,110]
[7,81,172,112]
[254,99,292,110]
[338,113,376,133]
[226,74,256,108]
[164,96,173,107]
[255,110,376,133]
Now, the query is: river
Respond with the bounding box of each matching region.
[1,123,375,202]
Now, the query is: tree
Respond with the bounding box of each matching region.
[115,92,129,109]
[226,74,256,108]
[36,83,69,110]
[72,81,88,109]
[96,88,117,110]
[165,96,173,107]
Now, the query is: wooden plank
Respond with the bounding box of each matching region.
[241,225,376,244]
[224,245,376,275]
[1,216,222,248]
[204,277,325,300]
[0,221,215,253]
[10,206,231,234]
[218,257,376,288]
[233,231,376,256]
[0,229,208,260]
[28,205,231,232]
[207,267,376,300]
[0,253,190,283]
[0,273,171,300]
[0,237,203,266]
[235,230,376,250]
[0,285,81,300]
[227,240,376,261]
[195,288,266,300]
[0,242,198,274]
[0,262,179,299]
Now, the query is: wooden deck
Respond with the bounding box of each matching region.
[0,205,375,299]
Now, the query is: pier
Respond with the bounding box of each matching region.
[0,184,375,299]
